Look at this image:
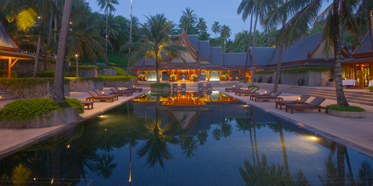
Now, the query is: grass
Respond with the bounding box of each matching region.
[326,104,366,112]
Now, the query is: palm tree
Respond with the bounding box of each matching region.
[265,0,358,106]
[51,0,73,102]
[237,0,254,82]
[179,7,197,34]
[123,14,187,84]
[211,21,221,38]
[220,25,232,43]
[196,17,207,35]
[66,4,106,77]
[180,137,198,158]
[96,0,119,58]
[235,31,250,52]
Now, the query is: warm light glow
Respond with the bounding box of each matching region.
[264,91,267,94]
[133,86,135,88]
[102,91,104,95]
[34,178,36,181]
[298,97,301,101]
[311,137,317,140]
[69,21,72,24]
[0,96,2,99]
[105,128,107,131]
[37,16,41,19]
[67,144,70,148]
[51,179,54,184]
[75,54,78,57]
[233,85,235,88]
[100,115,104,118]
[106,35,108,38]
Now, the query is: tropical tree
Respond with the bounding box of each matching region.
[264,0,359,106]
[52,0,73,102]
[235,31,250,52]
[196,17,207,34]
[211,21,221,38]
[179,7,197,34]
[123,14,187,84]
[220,25,232,43]
[96,0,119,58]
[66,4,106,76]
[237,0,254,82]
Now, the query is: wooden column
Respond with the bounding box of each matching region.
[8,58,18,78]
[370,64,373,81]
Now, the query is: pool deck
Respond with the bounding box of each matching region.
[0,88,149,159]
[215,87,373,157]
[1,86,373,158]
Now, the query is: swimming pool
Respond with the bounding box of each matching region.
[0,91,372,186]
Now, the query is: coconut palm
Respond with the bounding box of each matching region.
[235,31,250,52]
[211,21,221,38]
[96,0,119,58]
[196,17,207,34]
[51,0,73,102]
[180,137,198,158]
[179,7,197,34]
[220,25,232,43]
[66,4,106,77]
[264,0,359,106]
[123,14,187,84]
[237,0,255,82]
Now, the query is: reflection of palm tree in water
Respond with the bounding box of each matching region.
[94,128,118,178]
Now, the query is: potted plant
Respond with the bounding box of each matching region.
[368,86,373,92]
[221,74,227,81]
[267,76,272,83]
[298,77,304,86]
[257,76,262,83]
[191,74,198,82]
[170,74,177,82]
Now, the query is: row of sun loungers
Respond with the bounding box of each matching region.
[225,85,326,114]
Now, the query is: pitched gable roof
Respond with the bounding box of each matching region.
[352,32,372,56]
[0,21,18,51]
[176,29,199,61]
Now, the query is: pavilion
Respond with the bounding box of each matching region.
[342,32,373,87]
[131,29,336,82]
[0,20,34,78]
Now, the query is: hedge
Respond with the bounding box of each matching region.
[65,77,104,82]
[28,70,78,77]
[326,104,366,112]
[150,83,171,88]
[0,70,18,78]
[69,65,98,70]
[0,78,70,91]
[0,98,84,123]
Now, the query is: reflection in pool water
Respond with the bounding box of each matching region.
[0,93,372,186]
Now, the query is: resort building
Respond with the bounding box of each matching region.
[131,29,337,82]
[342,32,373,87]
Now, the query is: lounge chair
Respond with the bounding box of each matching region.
[172,84,178,91]
[124,85,142,92]
[114,87,133,93]
[254,92,283,102]
[198,83,204,91]
[87,91,116,102]
[109,88,133,97]
[234,87,254,94]
[206,83,212,91]
[250,90,274,100]
[81,101,94,110]
[275,94,310,110]
[94,90,119,100]
[285,97,326,114]
[235,88,260,96]
[181,83,186,91]
[225,85,242,92]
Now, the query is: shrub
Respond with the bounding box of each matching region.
[69,65,98,70]
[326,104,366,112]
[101,76,136,81]
[247,85,260,89]
[368,86,373,90]
[65,98,84,114]
[150,83,170,88]
[0,98,62,122]
[0,78,70,93]
[65,77,104,82]
[28,70,79,77]
[0,70,18,78]
[239,80,248,83]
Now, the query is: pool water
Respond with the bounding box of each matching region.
[0,92,372,186]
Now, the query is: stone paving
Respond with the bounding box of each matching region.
[0,88,149,158]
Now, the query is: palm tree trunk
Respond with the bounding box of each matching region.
[44,9,54,71]
[274,44,283,92]
[33,18,45,77]
[126,0,133,76]
[333,0,349,106]
[278,118,289,176]
[105,5,108,61]
[244,10,254,83]
[251,13,259,85]
[76,48,79,77]
[51,0,73,102]
[155,53,160,84]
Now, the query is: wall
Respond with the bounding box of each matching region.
[3,60,56,77]
[69,78,103,92]
[103,79,136,87]
[253,70,332,86]
[0,78,70,98]
[98,68,117,76]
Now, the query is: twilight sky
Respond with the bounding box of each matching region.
[86,0,330,39]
